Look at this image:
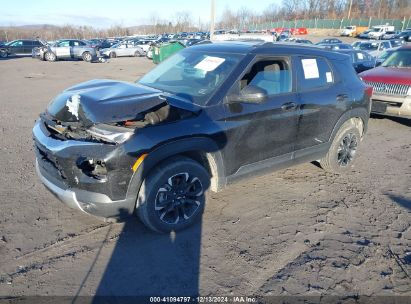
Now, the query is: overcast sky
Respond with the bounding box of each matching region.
[1,0,281,28]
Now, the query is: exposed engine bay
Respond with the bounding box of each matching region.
[41,102,194,144]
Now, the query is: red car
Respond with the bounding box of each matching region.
[359,45,411,118]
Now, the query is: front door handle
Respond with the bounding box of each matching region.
[281,102,297,111]
[336,94,349,102]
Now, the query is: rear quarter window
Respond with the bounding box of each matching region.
[296,57,334,91]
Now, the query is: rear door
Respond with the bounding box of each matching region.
[294,56,350,151]
[116,44,128,56]
[70,40,86,58]
[22,40,33,54]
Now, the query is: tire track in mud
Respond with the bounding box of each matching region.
[0,224,121,284]
[254,171,411,296]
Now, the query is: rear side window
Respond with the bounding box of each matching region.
[296,57,333,91]
[23,41,33,46]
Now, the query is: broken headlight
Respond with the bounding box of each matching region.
[87,124,133,144]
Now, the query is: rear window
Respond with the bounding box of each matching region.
[296,57,334,91]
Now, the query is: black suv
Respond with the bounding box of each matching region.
[33,42,372,232]
[0,39,44,58]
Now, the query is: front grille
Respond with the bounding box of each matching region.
[365,81,410,96]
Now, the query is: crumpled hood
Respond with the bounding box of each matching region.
[47,79,176,125]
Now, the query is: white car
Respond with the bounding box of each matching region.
[368,25,395,40]
[353,40,396,57]
[135,40,153,53]
[100,42,144,58]
[381,31,399,40]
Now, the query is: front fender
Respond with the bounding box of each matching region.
[125,137,226,204]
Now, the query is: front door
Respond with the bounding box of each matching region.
[222,57,299,176]
[55,41,71,58]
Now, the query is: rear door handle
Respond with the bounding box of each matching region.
[336,94,349,102]
[281,102,297,111]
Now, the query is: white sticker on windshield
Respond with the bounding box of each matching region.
[195,56,225,72]
[357,53,364,60]
[301,59,319,79]
[326,72,333,83]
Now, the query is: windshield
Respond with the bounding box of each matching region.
[382,49,411,67]
[358,43,379,51]
[138,49,244,106]
[378,50,393,60]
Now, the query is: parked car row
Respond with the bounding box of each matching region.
[0,33,212,62]
[357,27,411,42]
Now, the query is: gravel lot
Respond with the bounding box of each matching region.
[0,53,410,300]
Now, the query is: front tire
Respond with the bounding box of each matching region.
[0,50,8,58]
[319,121,361,174]
[109,52,117,58]
[136,157,210,233]
[44,51,56,62]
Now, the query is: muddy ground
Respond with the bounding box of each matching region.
[0,52,410,301]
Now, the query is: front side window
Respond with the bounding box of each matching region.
[10,41,23,47]
[296,57,334,91]
[57,41,70,47]
[239,59,292,96]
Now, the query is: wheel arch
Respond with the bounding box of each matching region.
[125,137,226,204]
[329,108,369,142]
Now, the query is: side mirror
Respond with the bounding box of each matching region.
[227,85,268,104]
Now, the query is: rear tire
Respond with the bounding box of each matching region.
[320,121,361,174]
[82,51,92,62]
[136,156,210,233]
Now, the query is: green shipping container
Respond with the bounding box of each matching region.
[152,42,185,64]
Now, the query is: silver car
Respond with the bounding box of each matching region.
[100,42,144,58]
[36,39,98,62]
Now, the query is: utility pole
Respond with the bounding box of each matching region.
[210,0,215,40]
[347,0,353,19]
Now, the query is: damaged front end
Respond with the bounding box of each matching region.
[33,79,198,218]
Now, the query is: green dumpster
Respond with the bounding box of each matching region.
[152,42,185,64]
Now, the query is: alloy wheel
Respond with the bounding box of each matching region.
[155,172,204,225]
[337,133,358,167]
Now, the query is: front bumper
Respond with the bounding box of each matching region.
[371,94,411,118]
[36,160,135,218]
[33,120,136,218]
